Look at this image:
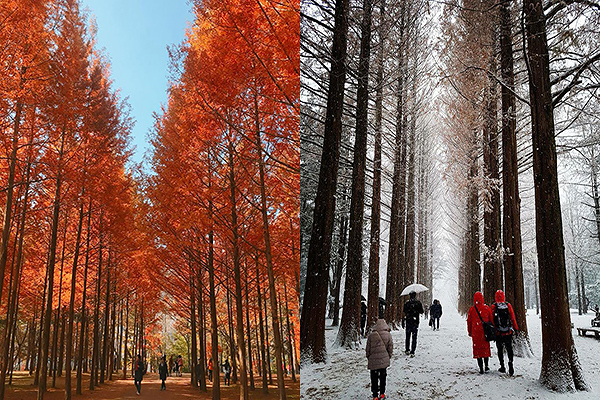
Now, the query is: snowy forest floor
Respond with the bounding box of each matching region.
[301,308,600,399]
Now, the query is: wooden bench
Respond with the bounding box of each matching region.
[576,327,600,339]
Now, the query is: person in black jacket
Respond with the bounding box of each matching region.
[360,300,367,336]
[430,299,443,331]
[402,291,424,356]
[133,355,144,395]
[159,356,168,390]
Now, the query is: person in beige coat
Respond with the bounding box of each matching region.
[366,319,393,400]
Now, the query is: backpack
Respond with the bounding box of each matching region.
[494,302,512,334]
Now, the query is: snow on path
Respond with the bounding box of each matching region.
[301,309,600,399]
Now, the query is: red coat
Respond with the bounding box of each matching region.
[467,292,492,358]
[490,290,518,336]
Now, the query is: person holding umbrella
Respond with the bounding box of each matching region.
[402,290,424,357]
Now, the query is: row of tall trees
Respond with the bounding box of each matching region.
[300,0,437,361]
[0,1,164,400]
[441,0,600,392]
[147,1,300,400]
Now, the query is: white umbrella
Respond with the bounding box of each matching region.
[400,283,429,296]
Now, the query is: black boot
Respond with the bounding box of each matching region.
[498,363,506,373]
[508,362,514,376]
[477,358,484,374]
[484,358,489,372]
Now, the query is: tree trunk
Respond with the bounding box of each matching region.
[264,296,272,385]
[208,229,220,399]
[367,0,385,333]
[500,0,531,358]
[0,129,32,399]
[331,214,347,326]
[65,194,85,400]
[38,131,66,400]
[244,272,254,390]
[189,257,198,387]
[337,0,373,348]
[52,214,69,387]
[386,2,407,326]
[482,26,501,306]
[226,140,249,400]
[77,198,92,393]
[300,0,350,364]
[90,213,104,390]
[100,249,111,384]
[256,264,268,394]
[523,0,587,390]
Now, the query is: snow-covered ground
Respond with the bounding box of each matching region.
[301,307,600,399]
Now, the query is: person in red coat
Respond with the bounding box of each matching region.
[467,291,492,374]
[491,290,518,376]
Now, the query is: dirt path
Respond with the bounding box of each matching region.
[6,372,299,399]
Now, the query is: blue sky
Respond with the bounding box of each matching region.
[80,0,193,164]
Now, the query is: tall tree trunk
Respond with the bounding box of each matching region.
[226,140,249,400]
[244,272,254,390]
[38,131,66,400]
[283,283,296,382]
[189,256,198,387]
[264,296,272,385]
[65,193,85,400]
[90,213,104,390]
[0,130,32,399]
[482,27,502,306]
[300,0,350,364]
[256,264,268,394]
[253,99,287,400]
[331,214,347,326]
[100,249,111,384]
[76,198,92,394]
[500,0,530,357]
[386,1,407,326]
[52,213,69,387]
[367,0,385,333]
[337,0,373,348]
[0,72,25,304]
[208,229,220,399]
[197,259,207,392]
[122,293,129,380]
[523,0,587,391]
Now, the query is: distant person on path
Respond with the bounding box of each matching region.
[491,290,518,376]
[208,358,213,382]
[159,356,168,390]
[134,354,145,395]
[402,291,424,356]
[168,355,174,376]
[361,299,367,336]
[366,318,393,400]
[467,292,492,374]
[223,359,231,385]
[430,299,443,331]
[177,355,183,377]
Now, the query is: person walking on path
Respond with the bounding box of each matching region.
[223,359,231,385]
[402,291,424,356]
[159,356,168,390]
[366,318,393,400]
[467,292,493,374]
[177,355,183,377]
[208,358,213,382]
[430,299,443,330]
[168,355,174,376]
[361,299,367,336]
[491,290,518,376]
[133,355,145,395]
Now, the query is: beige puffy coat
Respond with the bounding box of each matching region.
[366,319,393,370]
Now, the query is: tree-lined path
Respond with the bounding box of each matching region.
[4,372,299,400]
[0,1,299,400]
